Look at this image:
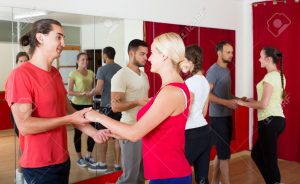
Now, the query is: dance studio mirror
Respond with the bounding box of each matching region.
[0,6,128,183]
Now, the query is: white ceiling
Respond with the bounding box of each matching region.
[0,7,121,26]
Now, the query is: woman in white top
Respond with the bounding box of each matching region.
[181,45,211,184]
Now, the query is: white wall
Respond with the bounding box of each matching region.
[0,42,24,91]
[0,42,14,91]
[0,0,251,93]
[81,19,124,66]
[123,19,144,65]
[81,19,143,67]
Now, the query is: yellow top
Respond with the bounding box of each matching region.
[69,69,94,105]
[256,71,286,121]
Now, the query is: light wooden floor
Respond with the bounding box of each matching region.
[1,128,300,184]
[0,126,118,184]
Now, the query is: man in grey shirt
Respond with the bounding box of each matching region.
[87,46,122,172]
[206,41,240,184]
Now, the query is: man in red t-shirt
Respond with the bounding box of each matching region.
[6,19,109,184]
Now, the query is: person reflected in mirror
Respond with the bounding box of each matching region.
[86,46,122,172]
[10,51,29,184]
[68,52,97,168]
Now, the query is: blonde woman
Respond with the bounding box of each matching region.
[85,32,192,184]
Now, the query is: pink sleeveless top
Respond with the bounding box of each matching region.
[137,82,192,179]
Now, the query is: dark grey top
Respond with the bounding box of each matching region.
[96,63,122,107]
[206,63,232,117]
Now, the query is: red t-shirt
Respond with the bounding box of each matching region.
[5,62,69,168]
[137,83,192,179]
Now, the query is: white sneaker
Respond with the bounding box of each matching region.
[15,169,24,184]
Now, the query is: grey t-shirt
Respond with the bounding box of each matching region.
[96,63,122,107]
[206,63,232,117]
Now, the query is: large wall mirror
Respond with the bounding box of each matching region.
[0,6,138,183]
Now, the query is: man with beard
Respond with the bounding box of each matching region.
[111,39,149,184]
[206,41,238,184]
[87,46,122,172]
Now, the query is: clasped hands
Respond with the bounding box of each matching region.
[226,97,254,109]
[69,107,120,143]
[236,97,255,107]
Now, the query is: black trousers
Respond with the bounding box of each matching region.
[23,158,70,184]
[185,125,211,184]
[251,116,285,184]
[71,103,96,153]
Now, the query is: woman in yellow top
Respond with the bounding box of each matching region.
[238,47,286,184]
[68,52,96,167]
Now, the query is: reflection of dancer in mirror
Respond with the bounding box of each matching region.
[237,47,286,184]
[87,46,122,172]
[68,52,97,168]
[16,52,29,67]
[10,51,29,184]
[5,19,109,184]
[182,45,211,184]
[85,33,193,184]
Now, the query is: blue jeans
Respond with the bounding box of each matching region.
[23,158,70,184]
[149,175,192,184]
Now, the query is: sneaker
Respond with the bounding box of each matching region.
[114,165,122,171]
[83,156,97,166]
[88,162,108,172]
[77,158,88,167]
[16,169,24,184]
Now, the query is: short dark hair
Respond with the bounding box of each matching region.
[216,41,232,52]
[20,19,62,55]
[16,52,29,64]
[127,39,147,54]
[103,46,116,59]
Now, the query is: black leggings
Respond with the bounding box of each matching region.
[251,116,285,184]
[185,125,211,184]
[72,103,96,153]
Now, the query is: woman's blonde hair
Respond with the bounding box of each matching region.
[152,32,185,67]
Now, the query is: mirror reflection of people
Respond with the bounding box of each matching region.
[5,19,109,184]
[86,46,122,172]
[11,51,29,184]
[183,45,211,184]
[85,33,193,184]
[16,52,29,67]
[237,47,286,184]
[68,52,97,168]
